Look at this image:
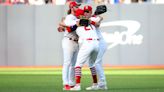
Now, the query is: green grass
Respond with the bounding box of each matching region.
[0,68,164,92]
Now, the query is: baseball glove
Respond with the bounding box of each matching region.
[94,5,107,15]
[79,19,89,26]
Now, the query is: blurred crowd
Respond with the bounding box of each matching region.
[0,0,164,5]
[73,0,164,4]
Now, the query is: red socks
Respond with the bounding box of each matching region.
[90,67,97,83]
[75,66,97,84]
[75,66,81,84]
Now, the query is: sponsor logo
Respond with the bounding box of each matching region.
[100,20,143,49]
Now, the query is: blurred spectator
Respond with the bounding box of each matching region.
[94,0,105,4]
[114,0,121,3]
[24,0,28,4]
[45,0,52,4]
[152,0,164,3]
[106,0,121,4]
[131,0,148,3]
[104,0,110,4]
[83,0,93,3]
[55,0,66,5]
[66,0,92,3]
[94,0,124,4]
[51,0,164,4]
[123,0,131,4]
[28,0,45,5]
[1,0,163,5]
[2,0,13,5]
[66,0,75,3]
[131,0,138,2]
[11,0,28,4]
[76,0,82,3]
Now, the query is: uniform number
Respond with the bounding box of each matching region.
[84,26,91,31]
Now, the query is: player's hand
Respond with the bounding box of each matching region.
[76,21,80,26]
[57,26,65,32]
[59,22,67,27]
[98,16,103,22]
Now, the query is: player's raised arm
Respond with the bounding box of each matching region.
[90,15,103,28]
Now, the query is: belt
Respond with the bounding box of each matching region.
[86,38,99,41]
[65,37,78,41]
[69,38,78,41]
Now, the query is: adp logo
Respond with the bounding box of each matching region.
[100,20,143,49]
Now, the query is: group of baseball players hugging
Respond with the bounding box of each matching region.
[57,1,107,91]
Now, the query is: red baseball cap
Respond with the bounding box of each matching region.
[84,5,92,12]
[75,9,84,17]
[69,1,81,8]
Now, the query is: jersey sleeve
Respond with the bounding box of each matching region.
[64,15,77,26]
[90,16,101,23]
[90,16,102,28]
[65,17,79,33]
[66,24,78,33]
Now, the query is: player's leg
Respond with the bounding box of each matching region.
[68,53,76,88]
[69,43,79,87]
[70,43,94,91]
[62,48,72,90]
[95,41,108,90]
[89,66,97,84]
[62,39,75,90]
[86,47,99,90]
[95,61,108,90]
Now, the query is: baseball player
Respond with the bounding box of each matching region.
[58,1,80,90]
[67,5,108,90]
[85,5,108,90]
[60,6,107,91]
[62,7,107,91]
[69,9,100,91]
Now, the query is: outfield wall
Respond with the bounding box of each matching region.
[0,4,164,66]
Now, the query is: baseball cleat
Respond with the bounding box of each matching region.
[70,84,81,91]
[63,85,70,90]
[97,80,108,90]
[70,85,75,88]
[97,85,108,90]
[86,83,98,90]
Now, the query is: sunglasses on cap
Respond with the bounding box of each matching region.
[84,10,90,13]
[74,6,79,8]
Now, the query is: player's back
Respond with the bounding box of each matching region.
[76,24,99,39]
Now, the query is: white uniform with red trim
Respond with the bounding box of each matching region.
[90,16,107,86]
[75,24,99,68]
[62,14,79,86]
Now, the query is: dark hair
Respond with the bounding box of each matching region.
[45,0,52,4]
[67,9,71,14]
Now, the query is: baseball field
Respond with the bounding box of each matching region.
[0,67,164,92]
